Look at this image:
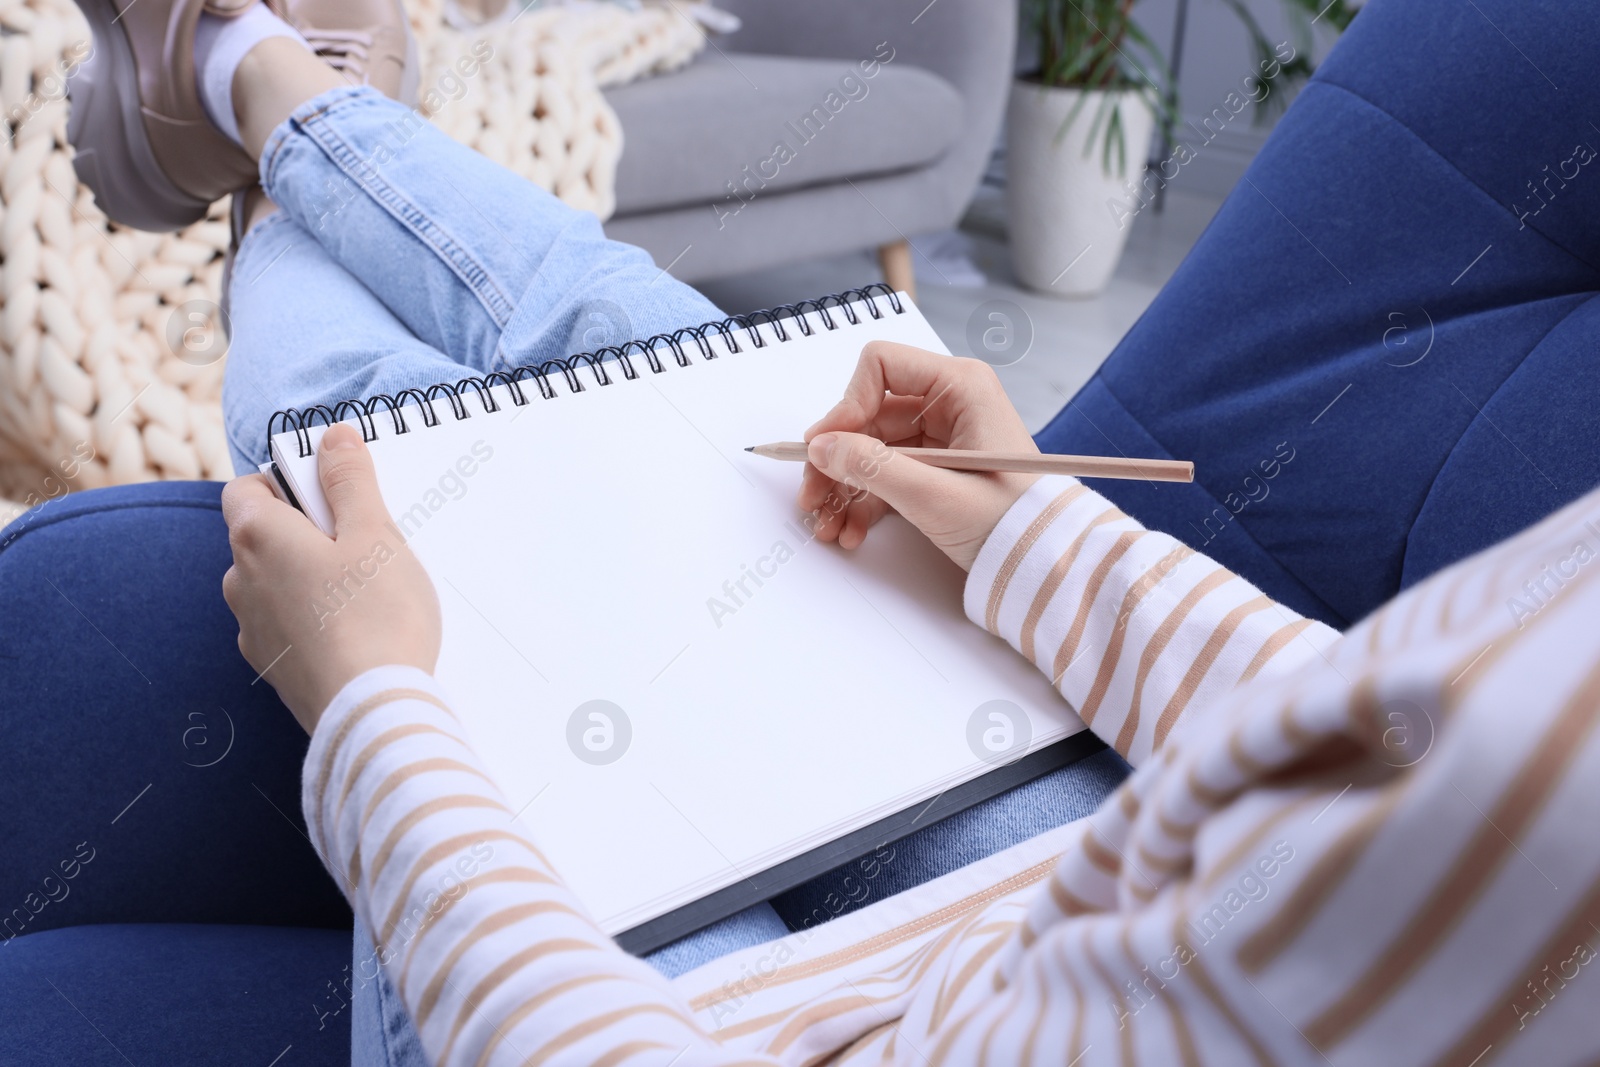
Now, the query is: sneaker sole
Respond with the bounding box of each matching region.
[68,0,215,232]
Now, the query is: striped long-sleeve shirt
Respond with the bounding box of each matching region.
[302,474,1600,1066]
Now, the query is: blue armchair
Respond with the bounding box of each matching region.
[0,483,356,1065]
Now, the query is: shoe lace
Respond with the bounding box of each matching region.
[303,28,375,80]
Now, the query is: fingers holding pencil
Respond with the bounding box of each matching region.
[798,429,1047,571]
[795,343,1048,569]
[789,343,1191,570]
[794,434,895,550]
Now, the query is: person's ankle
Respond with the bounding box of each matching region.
[195,6,309,150]
[233,37,346,160]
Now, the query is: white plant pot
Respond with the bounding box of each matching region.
[1005,81,1156,296]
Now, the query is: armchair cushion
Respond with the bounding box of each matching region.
[1,923,352,1066]
[0,482,349,936]
[608,54,963,217]
[1033,0,1600,629]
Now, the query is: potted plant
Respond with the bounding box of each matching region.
[1007,0,1171,296]
[1007,0,1357,297]
[1215,0,1358,123]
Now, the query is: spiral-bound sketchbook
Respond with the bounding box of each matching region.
[263,288,1096,953]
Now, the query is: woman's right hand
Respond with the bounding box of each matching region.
[799,341,1043,571]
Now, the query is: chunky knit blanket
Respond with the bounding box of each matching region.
[0,0,705,524]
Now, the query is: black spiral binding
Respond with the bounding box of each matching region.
[268,285,906,459]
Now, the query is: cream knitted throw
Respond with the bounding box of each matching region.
[0,0,705,526]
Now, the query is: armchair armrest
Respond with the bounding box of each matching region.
[714,0,1013,102]
[713,0,1015,228]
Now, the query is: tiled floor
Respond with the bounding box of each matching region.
[696,187,1224,432]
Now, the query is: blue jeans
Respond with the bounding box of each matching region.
[220,87,1128,1064]
[223,86,725,471]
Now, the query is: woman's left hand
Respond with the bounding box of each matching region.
[221,422,442,734]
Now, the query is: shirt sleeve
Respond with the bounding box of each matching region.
[963,475,1340,765]
[937,487,1600,1064]
[300,665,778,1067]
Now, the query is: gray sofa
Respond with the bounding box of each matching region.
[603,0,1015,295]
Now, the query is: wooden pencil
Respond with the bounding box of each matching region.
[744,441,1193,482]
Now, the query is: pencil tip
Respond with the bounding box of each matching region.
[743,446,755,452]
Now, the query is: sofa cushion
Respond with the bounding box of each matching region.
[0,923,352,1066]
[607,53,963,217]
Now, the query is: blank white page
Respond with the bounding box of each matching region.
[271,293,1085,934]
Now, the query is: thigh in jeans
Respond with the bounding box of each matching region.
[771,748,1130,930]
[222,213,468,472]
[259,87,724,375]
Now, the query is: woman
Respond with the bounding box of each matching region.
[65,0,1600,1062]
